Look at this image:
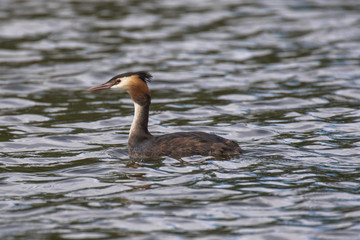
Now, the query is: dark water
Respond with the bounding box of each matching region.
[1,0,360,239]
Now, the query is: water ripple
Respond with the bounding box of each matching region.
[1,0,360,239]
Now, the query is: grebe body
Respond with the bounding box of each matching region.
[87,71,242,159]
[129,132,241,159]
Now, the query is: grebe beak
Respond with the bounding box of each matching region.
[87,82,113,91]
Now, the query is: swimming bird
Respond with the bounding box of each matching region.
[87,71,242,159]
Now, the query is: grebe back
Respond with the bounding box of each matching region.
[87,71,242,158]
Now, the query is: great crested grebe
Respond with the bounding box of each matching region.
[87,71,242,158]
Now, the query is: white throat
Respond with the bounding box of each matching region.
[129,102,143,137]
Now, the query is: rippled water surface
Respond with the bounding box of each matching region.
[1,0,360,239]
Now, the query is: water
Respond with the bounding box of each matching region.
[1,0,360,239]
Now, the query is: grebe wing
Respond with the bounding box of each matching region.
[152,132,241,157]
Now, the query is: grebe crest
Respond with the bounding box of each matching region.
[87,71,242,159]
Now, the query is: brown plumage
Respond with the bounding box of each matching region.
[87,71,242,159]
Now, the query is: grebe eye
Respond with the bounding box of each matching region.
[116,79,121,84]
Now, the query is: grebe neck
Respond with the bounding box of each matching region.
[129,99,152,144]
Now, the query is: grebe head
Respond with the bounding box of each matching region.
[87,71,152,105]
